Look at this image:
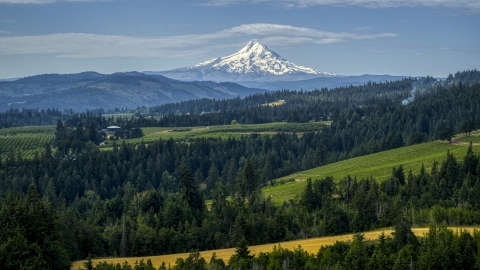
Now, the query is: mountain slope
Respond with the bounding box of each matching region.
[0,72,267,112]
[151,40,334,82]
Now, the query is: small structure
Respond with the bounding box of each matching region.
[106,126,121,132]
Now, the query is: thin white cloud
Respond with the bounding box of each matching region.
[354,27,372,31]
[203,0,480,12]
[0,23,397,58]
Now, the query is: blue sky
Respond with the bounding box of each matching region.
[0,0,478,79]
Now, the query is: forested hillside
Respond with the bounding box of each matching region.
[1,136,480,268]
[0,70,480,269]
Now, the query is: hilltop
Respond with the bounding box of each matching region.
[0,72,266,112]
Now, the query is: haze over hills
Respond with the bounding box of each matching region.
[149,40,408,90]
[240,74,410,90]
[0,72,266,112]
[0,40,418,113]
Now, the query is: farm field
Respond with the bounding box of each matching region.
[101,121,329,146]
[263,137,480,204]
[71,226,478,270]
[0,126,55,160]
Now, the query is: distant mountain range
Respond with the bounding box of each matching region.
[147,40,409,90]
[0,40,416,112]
[146,40,335,82]
[0,72,266,112]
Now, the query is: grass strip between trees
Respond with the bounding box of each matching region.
[264,137,480,204]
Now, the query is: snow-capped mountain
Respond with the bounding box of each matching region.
[150,40,335,82]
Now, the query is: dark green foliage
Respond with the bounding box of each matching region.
[459,119,476,136]
[343,233,370,270]
[439,126,454,142]
[392,217,419,251]
[407,132,426,146]
[234,237,253,260]
[0,186,71,270]
[301,177,334,211]
[84,254,94,270]
[239,158,259,202]
[179,165,205,220]
[172,251,207,270]
[392,244,415,270]
[112,123,144,140]
[1,70,480,269]
[54,116,106,155]
[208,253,226,270]
[317,241,350,268]
[0,107,67,128]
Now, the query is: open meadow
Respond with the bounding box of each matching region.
[100,121,329,147]
[263,135,480,204]
[71,226,478,270]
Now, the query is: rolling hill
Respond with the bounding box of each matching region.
[0,72,267,112]
[263,132,480,204]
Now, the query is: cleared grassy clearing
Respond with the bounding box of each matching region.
[71,227,478,270]
[102,113,134,120]
[101,122,328,147]
[263,100,286,107]
[0,126,54,160]
[263,139,480,204]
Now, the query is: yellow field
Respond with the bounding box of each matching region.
[71,227,478,269]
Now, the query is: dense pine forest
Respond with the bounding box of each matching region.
[0,70,480,269]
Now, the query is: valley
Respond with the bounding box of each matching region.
[0,70,479,270]
[1,0,479,268]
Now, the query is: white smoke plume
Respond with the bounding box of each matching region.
[402,78,435,105]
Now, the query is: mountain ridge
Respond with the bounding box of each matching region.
[149,40,335,82]
[0,72,267,112]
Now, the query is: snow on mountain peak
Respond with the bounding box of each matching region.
[164,40,334,81]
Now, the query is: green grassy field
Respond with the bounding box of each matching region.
[0,126,55,160]
[263,137,480,204]
[101,122,329,147]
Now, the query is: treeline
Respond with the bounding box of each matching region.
[147,78,415,116]
[1,132,331,202]
[79,225,480,270]
[0,107,64,128]
[124,82,480,162]
[0,107,105,129]
[1,141,480,268]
